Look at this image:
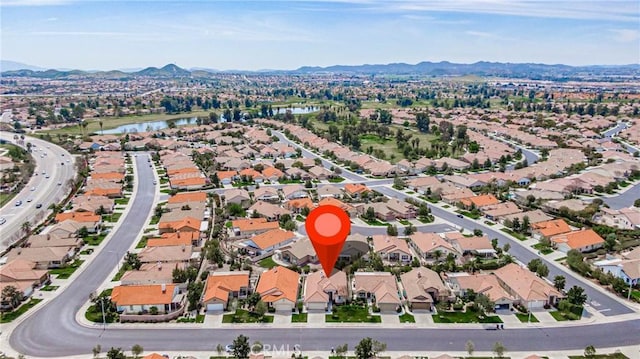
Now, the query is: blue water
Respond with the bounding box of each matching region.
[100,107,319,134]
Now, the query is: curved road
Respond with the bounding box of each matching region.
[0,132,75,253]
[8,151,640,357]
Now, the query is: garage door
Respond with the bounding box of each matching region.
[274,303,292,313]
[207,303,224,312]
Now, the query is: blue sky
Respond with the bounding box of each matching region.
[1,0,639,70]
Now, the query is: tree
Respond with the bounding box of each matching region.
[567,286,588,306]
[92,344,102,358]
[554,275,566,292]
[604,233,617,251]
[634,198,640,208]
[216,344,224,355]
[355,337,386,359]
[254,300,267,317]
[124,251,141,270]
[131,344,143,358]
[21,221,31,236]
[2,285,23,310]
[228,203,246,217]
[465,340,475,356]
[386,225,398,236]
[335,343,348,359]
[584,345,596,358]
[503,243,511,253]
[246,292,261,309]
[392,176,405,190]
[106,347,126,359]
[404,223,416,236]
[232,334,251,359]
[536,263,549,278]
[527,258,543,273]
[493,342,506,358]
[474,293,495,314]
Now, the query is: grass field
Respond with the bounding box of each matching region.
[515,312,539,323]
[432,311,503,324]
[222,309,274,323]
[326,305,381,323]
[0,298,43,323]
[49,259,84,279]
[258,256,278,269]
[549,310,580,321]
[291,313,308,323]
[399,313,415,323]
[40,285,60,291]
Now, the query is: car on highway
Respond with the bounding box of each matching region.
[153,180,157,185]
[15,200,22,206]
[0,217,6,225]
[61,153,64,156]
[31,186,36,191]
[57,181,62,186]
[27,198,33,203]
[35,203,43,208]
[456,214,464,218]
[45,174,50,179]
[225,345,234,353]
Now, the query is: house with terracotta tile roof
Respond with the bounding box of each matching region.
[262,166,284,182]
[216,170,238,186]
[401,267,450,310]
[0,259,50,305]
[230,218,280,238]
[531,219,572,240]
[168,191,208,204]
[120,262,186,285]
[371,235,412,263]
[239,168,265,183]
[158,216,202,234]
[248,201,291,221]
[281,184,308,200]
[111,284,182,314]
[202,271,250,312]
[446,273,516,310]
[26,233,83,250]
[318,197,356,217]
[91,171,125,182]
[284,197,315,214]
[343,183,371,199]
[224,188,251,208]
[138,245,194,264]
[409,232,458,260]
[460,194,500,209]
[445,232,496,257]
[245,229,296,256]
[6,247,73,269]
[304,270,348,312]
[253,187,280,203]
[308,166,333,180]
[71,195,114,214]
[352,272,400,313]
[494,263,563,308]
[55,211,102,232]
[317,185,343,199]
[146,231,199,247]
[256,266,300,312]
[551,229,605,253]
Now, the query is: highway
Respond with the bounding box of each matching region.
[0,132,76,253]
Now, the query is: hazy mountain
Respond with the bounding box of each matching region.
[1,61,638,80]
[0,60,45,72]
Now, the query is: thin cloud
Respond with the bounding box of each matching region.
[465,30,496,38]
[609,29,640,43]
[1,0,72,6]
[31,31,134,37]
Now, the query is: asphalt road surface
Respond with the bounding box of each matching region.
[0,132,76,253]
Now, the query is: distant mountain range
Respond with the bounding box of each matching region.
[2,60,639,79]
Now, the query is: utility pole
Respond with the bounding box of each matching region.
[101,297,106,330]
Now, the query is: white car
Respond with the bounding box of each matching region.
[27,198,33,203]
[30,187,35,191]
[45,174,50,179]
[0,217,6,225]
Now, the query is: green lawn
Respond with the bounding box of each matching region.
[84,233,107,246]
[114,198,130,205]
[457,210,481,220]
[292,313,308,323]
[222,309,274,323]
[630,290,640,302]
[399,313,415,323]
[515,312,539,323]
[361,217,388,226]
[279,179,303,184]
[549,310,580,321]
[177,314,205,323]
[359,134,403,163]
[136,237,149,249]
[112,266,127,281]
[328,177,345,183]
[500,228,527,241]
[568,354,628,359]
[49,259,85,279]
[326,305,381,323]
[258,256,278,269]
[432,310,503,323]
[398,219,411,225]
[0,298,43,323]
[40,285,60,291]
[532,243,554,255]
[0,192,17,207]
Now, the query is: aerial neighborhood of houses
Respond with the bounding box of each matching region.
[1,69,639,359]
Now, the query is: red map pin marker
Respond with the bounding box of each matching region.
[305,205,351,277]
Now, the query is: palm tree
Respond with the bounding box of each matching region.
[21,221,31,236]
[1,285,23,310]
[99,120,104,135]
[49,203,62,215]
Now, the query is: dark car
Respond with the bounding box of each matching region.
[456,214,464,218]
[35,203,43,209]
